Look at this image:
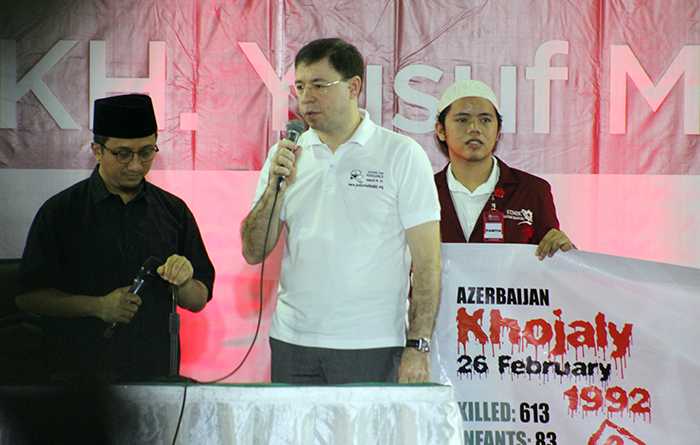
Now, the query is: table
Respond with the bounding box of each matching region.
[0,383,464,444]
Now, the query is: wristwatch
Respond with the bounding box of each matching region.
[406,337,431,353]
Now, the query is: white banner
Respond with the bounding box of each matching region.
[432,244,700,445]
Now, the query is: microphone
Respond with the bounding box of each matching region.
[103,256,162,338]
[277,119,306,189]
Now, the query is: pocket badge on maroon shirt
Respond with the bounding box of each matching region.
[483,206,505,242]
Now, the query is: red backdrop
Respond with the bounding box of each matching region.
[1,0,698,381]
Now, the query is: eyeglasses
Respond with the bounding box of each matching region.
[294,79,345,95]
[99,144,159,164]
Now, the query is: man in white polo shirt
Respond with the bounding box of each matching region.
[241,38,441,384]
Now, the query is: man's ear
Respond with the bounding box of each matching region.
[435,121,446,142]
[348,75,362,100]
[91,143,102,161]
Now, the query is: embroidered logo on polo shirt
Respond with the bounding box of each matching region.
[348,169,384,190]
[350,169,364,183]
[505,208,534,225]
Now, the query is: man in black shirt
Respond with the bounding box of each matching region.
[16,94,215,382]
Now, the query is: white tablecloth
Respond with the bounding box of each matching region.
[0,384,464,445]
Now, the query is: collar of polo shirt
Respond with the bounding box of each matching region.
[447,157,500,196]
[306,109,375,153]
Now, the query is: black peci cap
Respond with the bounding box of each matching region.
[93,94,157,138]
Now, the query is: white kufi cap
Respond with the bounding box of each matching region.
[437,79,500,115]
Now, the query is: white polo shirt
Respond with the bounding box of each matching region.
[252,111,440,349]
[446,157,500,239]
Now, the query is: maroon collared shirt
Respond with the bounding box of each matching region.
[435,157,560,244]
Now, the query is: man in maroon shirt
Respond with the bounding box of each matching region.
[434,80,574,259]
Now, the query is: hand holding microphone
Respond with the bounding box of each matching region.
[100,286,142,325]
[271,120,305,190]
[103,256,161,338]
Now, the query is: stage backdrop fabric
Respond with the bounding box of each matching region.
[0,1,698,381]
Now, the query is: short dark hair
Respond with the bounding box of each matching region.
[435,103,503,157]
[295,38,365,87]
[93,134,108,145]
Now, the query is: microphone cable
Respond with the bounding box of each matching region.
[171,382,188,445]
[200,184,279,384]
[171,180,282,445]
[171,127,300,443]
[198,130,298,384]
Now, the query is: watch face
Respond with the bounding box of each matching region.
[419,339,431,352]
[407,338,431,352]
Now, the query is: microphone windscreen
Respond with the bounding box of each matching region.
[285,120,306,143]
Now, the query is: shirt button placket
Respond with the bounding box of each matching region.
[325,158,337,193]
[122,205,131,274]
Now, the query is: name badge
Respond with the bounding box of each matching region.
[483,208,505,242]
